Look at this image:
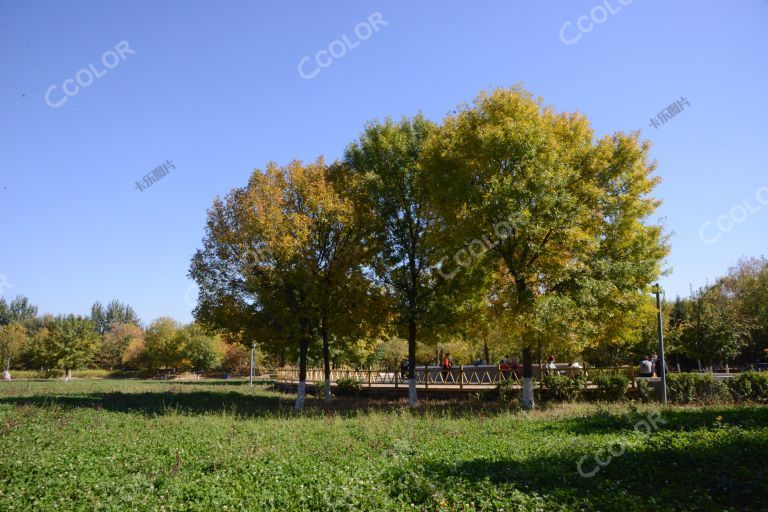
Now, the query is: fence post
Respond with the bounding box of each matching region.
[394,369,399,389]
[424,367,429,389]
[459,365,464,389]
[368,370,372,388]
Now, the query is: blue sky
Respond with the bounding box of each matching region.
[1,0,767,324]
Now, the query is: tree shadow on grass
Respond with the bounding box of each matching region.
[536,405,768,436]
[386,427,768,512]
[0,390,296,418]
[156,379,273,387]
[0,387,530,419]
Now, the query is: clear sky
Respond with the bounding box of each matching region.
[1,0,767,325]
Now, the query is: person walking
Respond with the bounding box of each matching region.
[441,353,453,382]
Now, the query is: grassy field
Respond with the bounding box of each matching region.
[1,380,767,511]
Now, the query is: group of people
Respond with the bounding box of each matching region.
[499,357,521,379]
[398,353,587,381]
[638,353,668,378]
[397,353,457,381]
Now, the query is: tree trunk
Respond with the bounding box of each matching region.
[408,315,418,408]
[522,346,534,409]
[322,326,331,403]
[295,338,310,411]
[483,342,490,365]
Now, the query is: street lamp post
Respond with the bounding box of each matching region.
[653,283,668,405]
[250,342,255,388]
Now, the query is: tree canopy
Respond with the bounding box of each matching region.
[422,87,669,407]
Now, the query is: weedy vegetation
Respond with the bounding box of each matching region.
[0,379,767,511]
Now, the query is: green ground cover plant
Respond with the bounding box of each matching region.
[0,379,766,511]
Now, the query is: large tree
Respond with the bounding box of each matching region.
[423,87,669,408]
[190,158,379,410]
[345,115,460,407]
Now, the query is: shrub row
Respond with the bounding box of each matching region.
[667,372,768,404]
[493,372,768,404]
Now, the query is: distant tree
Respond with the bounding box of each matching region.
[0,323,28,371]
[423,87,668,408]
[717,257,768,364]
[221,342,251,375]
[0,295,38,326]
[96,322,144,370]
[46,315,100,377]
[367,337,408,371]
[120,336,147,370]
[178,325,222,374]
[679,285,750,370]
[144,317,183,373]
[91,300,141,334]
[20,326,55,370]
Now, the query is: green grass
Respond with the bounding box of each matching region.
[1,380,767,511]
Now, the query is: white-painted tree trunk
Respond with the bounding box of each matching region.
[294,381,306,411]
[324,380,332,402]
[408,378,418,408]
[522,377,535,409]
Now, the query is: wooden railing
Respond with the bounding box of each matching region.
[274,365,636,388]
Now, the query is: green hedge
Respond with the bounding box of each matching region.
[489,372,768,405]
[333,377,364,397]
[542,374,587,402]
[592,374,630,401]
[667,373,719,404]
[495,379,520,402]
[666,372,768,404]
[728,372,768,402]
